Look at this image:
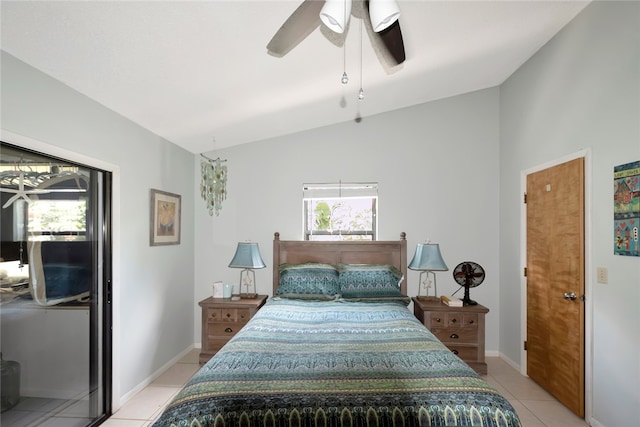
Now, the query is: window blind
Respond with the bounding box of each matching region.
[302,182,378,199]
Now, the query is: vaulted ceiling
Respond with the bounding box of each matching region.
[1,1,589,153]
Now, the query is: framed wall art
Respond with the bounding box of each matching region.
[150,189,181,246]
[614,160,639,256]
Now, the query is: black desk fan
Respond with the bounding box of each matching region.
[452,262,485,306]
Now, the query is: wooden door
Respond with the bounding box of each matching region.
[526,157,585,417]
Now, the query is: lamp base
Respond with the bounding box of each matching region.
[416,296,440,302]
[417,271,439,301]
[238,269,257,300]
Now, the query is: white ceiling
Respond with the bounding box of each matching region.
[1,0,589,153]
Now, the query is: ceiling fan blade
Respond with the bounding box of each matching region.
[359,0,406,73]
[362,0,405,68]
[267,0,325,57]
[377,20,405,65]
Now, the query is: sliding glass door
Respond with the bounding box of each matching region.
[0,142,111,426]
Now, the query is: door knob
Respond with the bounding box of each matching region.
[563,292,577,301]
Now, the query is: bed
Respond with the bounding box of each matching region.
[151,233,521,427]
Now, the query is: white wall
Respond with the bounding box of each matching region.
[1,51,196,407]
[499,2,640,426]
[194,87,503,350]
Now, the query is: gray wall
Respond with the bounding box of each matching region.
[194,87,503,350]
[1,51,196,406]
[499,2,640,426]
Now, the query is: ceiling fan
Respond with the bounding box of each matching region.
[266,0,406,69]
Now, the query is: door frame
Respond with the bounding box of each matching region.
[519,148,593,421]
[0,129,122,414]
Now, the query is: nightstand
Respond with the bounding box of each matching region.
[198,295,267,365]
[412,297,489,375]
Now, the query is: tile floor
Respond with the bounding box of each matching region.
[103,350,589,427]
[1,395,94,427]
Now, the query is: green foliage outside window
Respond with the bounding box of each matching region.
[306,198,375,241]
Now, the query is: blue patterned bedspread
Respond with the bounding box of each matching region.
[152,298,521,427]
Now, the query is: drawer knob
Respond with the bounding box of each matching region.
[451,318,457,323]
[469,320,474,324]
[225,327,233,333]
[450,333,459,339]
[452,349,459,355]
[226,313,231,318]
[435,318,441,323]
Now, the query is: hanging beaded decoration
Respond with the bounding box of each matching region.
[200,155,227,216]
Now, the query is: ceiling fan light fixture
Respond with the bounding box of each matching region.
[369,0,400,32]
[320,0,352,34]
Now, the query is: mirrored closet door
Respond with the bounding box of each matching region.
[0,142,112,427]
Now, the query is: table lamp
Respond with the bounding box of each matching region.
[228,242,266,298]
[408,242,448,300]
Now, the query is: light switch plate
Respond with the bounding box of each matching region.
[596,267,608,284]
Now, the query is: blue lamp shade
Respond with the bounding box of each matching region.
[408,243,448,271]
[228,242,266,269]
[229,242,265,299]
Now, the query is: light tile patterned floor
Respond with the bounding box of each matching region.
[104,351,589,427]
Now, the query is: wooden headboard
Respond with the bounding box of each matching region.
[273,232,408,295]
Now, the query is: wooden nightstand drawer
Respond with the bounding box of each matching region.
[207,308,222,321]
[220,308,237,322]
[445,313,462,327]
[209,322,242,337]
[429,312,446,326]
[199,295,267,365]
[236,308,251,322]
[431,327,478,344]
[462,313,478,327]
[447,345,479,360]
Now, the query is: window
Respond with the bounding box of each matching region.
[27,198,87,240]
[303,182,377,241]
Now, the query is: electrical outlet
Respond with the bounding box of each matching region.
[596,267,608,284]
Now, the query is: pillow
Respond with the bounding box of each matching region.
[339,295,411,305]
[276,263,340,296]
[272,293,339,302]
[337,264,403,298]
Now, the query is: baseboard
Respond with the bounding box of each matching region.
[118,344,195,407]
[497,351,523,373]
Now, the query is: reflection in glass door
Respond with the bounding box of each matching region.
[0,142,111,426]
